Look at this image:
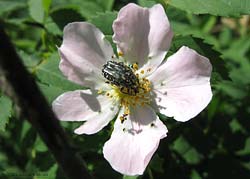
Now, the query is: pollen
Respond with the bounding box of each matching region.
[98,89,103,94]
[118,51,124,57]
[101,60,152,122]
[102,64,152,123]
[132,63,138,71]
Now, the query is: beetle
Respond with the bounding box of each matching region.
[102,61,139,95]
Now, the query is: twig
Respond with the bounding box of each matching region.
[0,25,93,179]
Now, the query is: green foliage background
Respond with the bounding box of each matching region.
[0,0,250,178]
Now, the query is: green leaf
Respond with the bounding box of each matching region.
[165,0,250,17]
[216,81,248,99]
[28,0,45,23]
[20,121,32,141]
[45,17,63,36]
[43,0,52,15]
[222,38,250,63]
[236,138,250,156]
[184,148,203,164]
[172,136,203,164]
[76,1,104,20]
[96,0,115,10]
[35,53,83,92]
[0,0,26,17]
[149,154,164,173]
[190,169,202,179]
[229,119,245,133]
[0,95,12,131]
[50,6,84,30]
[171,20,220,48]
[138,0,156,7]
[51,0,104,20]
[18,50,40,68]
[34,136,48,152]
[89,11,117,35]
[38,83,66,103]
[47,164,58,179]
[171,35,229,80]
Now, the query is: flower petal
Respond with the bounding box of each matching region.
[149,46,212,89]
[59,22,114,89]
[113,3,173,73]
[153,84,212,122]
[103,105,167,175]
[74,101,119,135]
[149,46,212,122]
[52,89,113,121]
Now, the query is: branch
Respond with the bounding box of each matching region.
[0,26,93,179]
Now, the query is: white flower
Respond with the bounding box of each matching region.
[52,3,212,176]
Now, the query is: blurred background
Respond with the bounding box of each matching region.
[0,0,250,178]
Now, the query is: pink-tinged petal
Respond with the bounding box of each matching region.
[149,46,212,122]
[113,3,173,72]
[58,49,105,89]
[52,89,115,122]
[153,84,212,122]
[74,100,119,135]
[59,22,114,89]
[149,46,212,89]
[103,105,167,175]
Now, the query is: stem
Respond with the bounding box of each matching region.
[0,26,93,179]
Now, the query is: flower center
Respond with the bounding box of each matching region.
[102,61,139,95]
[101,61,151,123]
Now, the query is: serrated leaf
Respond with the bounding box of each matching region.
[35,53,83,92]
[28,0,45,23]
[89,11,117,35]
[51,0,104,20]
[0,95,12,131]
[171,35,229,80]
[171,21,219,47]
[76,1,104,20]
[165,0,250,17]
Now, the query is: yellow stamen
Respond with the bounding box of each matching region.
[132,63,138,71]
[101,64,152,122]
[98,89,103,94]
[118,51,124,57]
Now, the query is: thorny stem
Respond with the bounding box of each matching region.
[0,26,93,179]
